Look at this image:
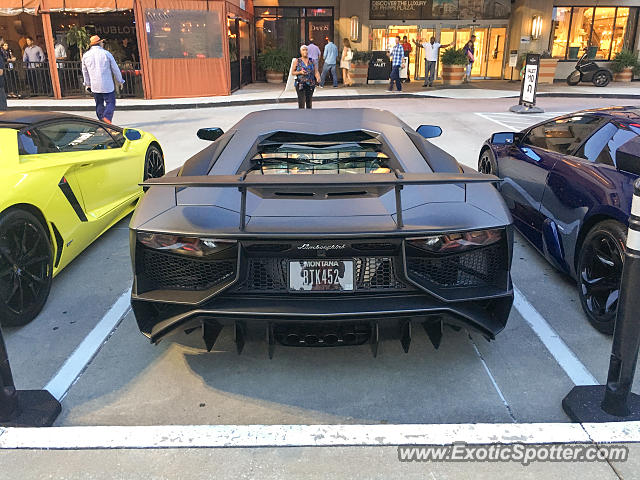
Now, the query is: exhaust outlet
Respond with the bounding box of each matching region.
[323,333,339,346]
[304,334,319,345]
[342,332,357,344]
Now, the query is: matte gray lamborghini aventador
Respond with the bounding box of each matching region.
[131,108,514,356]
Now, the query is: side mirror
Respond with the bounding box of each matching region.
[416,125,442,139]
[124,129,142,141]
[491,132,515,145]
[197,127,224,142]
[616,151,640,176]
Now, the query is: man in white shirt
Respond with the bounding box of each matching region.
[415,36,451,87]
[82,35,124,124]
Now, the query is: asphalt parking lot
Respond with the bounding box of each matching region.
[4,96,640,429]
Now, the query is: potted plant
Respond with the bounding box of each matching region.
[440,48,467,85]
[611,50,639,82]
[66,25,91,58]
[350,50,373,85]
[257,48,290,84]
[538,51,558,84]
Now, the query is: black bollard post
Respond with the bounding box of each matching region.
[562,178,640,422]
[0,325,61,427]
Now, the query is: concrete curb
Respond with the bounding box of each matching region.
[7,91,640,112]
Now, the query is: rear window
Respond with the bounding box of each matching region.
[246,130,393,176]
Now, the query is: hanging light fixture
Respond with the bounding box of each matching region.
[531,15,543,40]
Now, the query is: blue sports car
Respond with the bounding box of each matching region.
[479,107,640,333]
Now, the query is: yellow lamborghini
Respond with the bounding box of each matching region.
[0,110,164,326]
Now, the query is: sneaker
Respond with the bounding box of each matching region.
[428,83,433,87]
[386,89,393,92]
[333,85,339,88]
[422,84,429,87]
[102,117,112,124]
[318,85,324,88]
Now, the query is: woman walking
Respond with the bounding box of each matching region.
[340,38,353,86]
[291,45,320,109]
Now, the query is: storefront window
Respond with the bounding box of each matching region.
[551,7,571,59]
[145,9,223,59]
[591,8,616,59]
[551,7,638,60]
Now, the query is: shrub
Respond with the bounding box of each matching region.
[611,50,639,73]
[257,48,291,73]
[440,48,468,66]
[351,50,373,64]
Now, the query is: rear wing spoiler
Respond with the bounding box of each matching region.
[142,171,500,230]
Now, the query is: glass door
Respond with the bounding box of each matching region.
[437,28,456,77]
[486,27,506,78]
[388,25,418,79]
[228,17,240,92]
[415,28,435,79]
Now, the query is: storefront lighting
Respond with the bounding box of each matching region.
[350,16,360,42]
[531,15,543,40]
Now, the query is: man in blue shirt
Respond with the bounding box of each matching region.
[387,36,404,92]
[319,37,338,88]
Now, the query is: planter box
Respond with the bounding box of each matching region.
[265,70,284,84]
[614,67,633,82]
[350,63,368,85]
[538,58,558,84]
[442,64,465,85]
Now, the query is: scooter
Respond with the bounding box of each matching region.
[566,51,612,87]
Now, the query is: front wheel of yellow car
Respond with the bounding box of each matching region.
[0,209,53,327]
[143,144,165,192]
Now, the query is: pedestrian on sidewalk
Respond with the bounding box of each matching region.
[401,36,412,83]
[387,36,404,92]
[307,39,321,65]
[0,51,7,111]
[1,42,17,98]
[463,36,476,82]
[291,45,320,109]
[319,36,338,88]
[82,35,124,124]
[415,36,450,87]
[22,37,45,96]
[340,38,353,87]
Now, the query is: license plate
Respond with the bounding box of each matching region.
[289,260,354,291]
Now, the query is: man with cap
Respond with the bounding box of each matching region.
[81,35,124,124]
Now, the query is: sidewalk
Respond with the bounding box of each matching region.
[7,80,640,111]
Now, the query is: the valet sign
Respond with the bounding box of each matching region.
[370,0,433,20]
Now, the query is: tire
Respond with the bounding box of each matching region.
[592,70,611,87]
[143,144,165,192]
[0,209,53,327]
[478,147,499,177]
[576,220,626,334]
[566,70,581,86]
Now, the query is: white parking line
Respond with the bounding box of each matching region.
[513,287,598,386]
[44,289,132,401]
[0,423,609,449]
[475,112,518,131]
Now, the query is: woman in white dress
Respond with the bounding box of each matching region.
[340,38,353,87]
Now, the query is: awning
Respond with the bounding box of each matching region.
[0,0,39,15]
[39,0,133,12]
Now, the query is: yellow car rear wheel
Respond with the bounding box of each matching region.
[0,209,53,327]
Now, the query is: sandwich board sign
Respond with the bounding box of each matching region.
[520,53,540,106]
[510,53,543,113]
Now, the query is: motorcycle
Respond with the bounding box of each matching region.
[566,52,612,87]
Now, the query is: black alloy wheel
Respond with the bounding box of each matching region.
[143,144,165,184]
[0,209,53,327]
[478,148,498,176]
[577,220,626,334]
[592,70,611,87]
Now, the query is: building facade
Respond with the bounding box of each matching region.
[254,0,640,81]
[1,0,638,100]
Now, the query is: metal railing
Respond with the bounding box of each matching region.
[4,61,144,98]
